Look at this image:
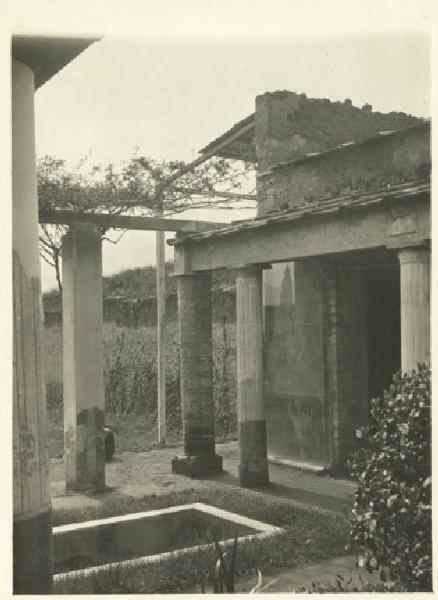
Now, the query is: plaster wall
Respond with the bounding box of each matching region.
[259,126,430,213]
[263,255,398,468]
[264,261,327,465]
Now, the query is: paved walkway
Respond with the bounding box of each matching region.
[50,440,355,514]
[217,443,354,512]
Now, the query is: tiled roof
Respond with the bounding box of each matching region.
[169,178,430,246]
[258,121,430,176]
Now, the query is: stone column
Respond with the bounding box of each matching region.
[62,224,105,491]
[235,266,269,487]
[172,273,223,477]
[12,59,53,594]
[398,247,430,372]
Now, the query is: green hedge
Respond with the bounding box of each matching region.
[349,365,431,591]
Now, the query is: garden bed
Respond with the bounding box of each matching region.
[53,487,349,594]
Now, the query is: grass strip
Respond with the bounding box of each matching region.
[53,487,349,594]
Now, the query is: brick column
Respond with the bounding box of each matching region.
[62,224,105,491]
[398,246,430,372]
[172,273,223,477]
[12,59,53,594]
[236,266,269,487]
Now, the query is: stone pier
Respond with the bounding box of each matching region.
[62,224,105,491]
[12,58,53,594]
[235,266,269,487]
[398,246,430,372]
[172,273,223,477]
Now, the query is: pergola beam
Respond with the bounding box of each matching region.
[39,209,226,232]
[173,187,256,202]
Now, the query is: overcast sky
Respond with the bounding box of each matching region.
[8,1,431,291]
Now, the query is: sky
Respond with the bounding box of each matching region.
[7,0,433,291]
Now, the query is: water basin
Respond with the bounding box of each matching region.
[53,502,282,580]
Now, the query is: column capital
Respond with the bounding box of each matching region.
[62,222,101,249]
[172,270,210,277]
[232,263,271,276]
[398,245,430,265]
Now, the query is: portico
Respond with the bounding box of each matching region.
[170,91,431,476]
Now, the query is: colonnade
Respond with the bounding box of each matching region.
[172,266,270,485]
[172,248,430,481]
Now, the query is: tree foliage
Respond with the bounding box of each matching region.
[38,153,254,291]
[349,365,431,591]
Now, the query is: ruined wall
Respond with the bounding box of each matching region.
[258,125,430,213]
[255,90,422,172]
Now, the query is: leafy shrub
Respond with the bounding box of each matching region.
[348,365,431,591]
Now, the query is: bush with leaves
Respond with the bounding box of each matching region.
[348,365,431,591]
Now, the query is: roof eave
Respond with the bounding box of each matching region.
[12,34,101,89]
[199,114,256,162]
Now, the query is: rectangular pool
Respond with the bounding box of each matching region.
[53,502,282,579]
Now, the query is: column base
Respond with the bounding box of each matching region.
[172,453,223,478]
[239,420,269,488]
[65,481,110,494]
[64,406,106,493]
[13,506,53,594]
[239,466,269,488]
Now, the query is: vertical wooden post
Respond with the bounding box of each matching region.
[155,208,167,444]
[12,58,53,594]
